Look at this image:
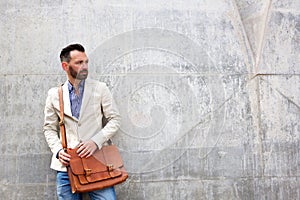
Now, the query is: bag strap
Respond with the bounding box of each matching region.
[58,85,68,151]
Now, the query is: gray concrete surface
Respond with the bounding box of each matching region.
[0,0,299,199]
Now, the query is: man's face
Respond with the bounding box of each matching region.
[66,50,89,80]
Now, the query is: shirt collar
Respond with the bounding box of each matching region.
[68,80,85,92]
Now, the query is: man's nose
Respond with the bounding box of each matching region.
[81,62,88,69]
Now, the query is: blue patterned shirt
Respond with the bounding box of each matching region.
[68,80,85,119]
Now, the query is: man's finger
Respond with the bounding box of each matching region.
[78,148,89,158]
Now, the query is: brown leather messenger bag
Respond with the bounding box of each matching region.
[58,85,128,193]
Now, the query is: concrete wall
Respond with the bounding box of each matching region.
[0,0,299,199]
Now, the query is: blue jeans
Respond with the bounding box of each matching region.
[56,171,116,200]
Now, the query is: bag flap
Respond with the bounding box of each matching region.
[81,156,107,173]
[68,145,124,176]
[69,157,85,175]
[93,145,124,169]
[68,148,107,175]
[67,148,84,175]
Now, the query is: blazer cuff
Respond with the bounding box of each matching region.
[56,149,62,159]
[91,131,108,149]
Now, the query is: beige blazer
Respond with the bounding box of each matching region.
[43,79,121,171]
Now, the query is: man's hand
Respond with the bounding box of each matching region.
[77,140,98,158]
[58,150,71,166]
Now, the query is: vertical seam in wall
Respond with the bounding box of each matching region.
[231,0,272,179]
[256,76,265,177]
[255,0,272,178]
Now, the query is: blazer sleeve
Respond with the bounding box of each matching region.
[43,88,62,155]
[91,83,121,148]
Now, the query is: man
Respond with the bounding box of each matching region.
[43,44,120,199]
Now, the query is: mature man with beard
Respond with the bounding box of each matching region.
[43,44,121,199]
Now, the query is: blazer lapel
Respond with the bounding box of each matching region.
[79,79,93,120]
[62,80,73,118]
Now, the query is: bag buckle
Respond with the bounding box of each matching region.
[59,119,64,126]
[85,169,92,177]
[107,164,113,172]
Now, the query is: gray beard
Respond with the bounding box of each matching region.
[69,65,88,80]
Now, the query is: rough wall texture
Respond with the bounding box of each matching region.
[0,0,299,199]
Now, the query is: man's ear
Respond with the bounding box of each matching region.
[61,62,68,71]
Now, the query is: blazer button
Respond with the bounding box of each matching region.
[78,122,81,126]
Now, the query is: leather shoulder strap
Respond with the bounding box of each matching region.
[58,85,67,150]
